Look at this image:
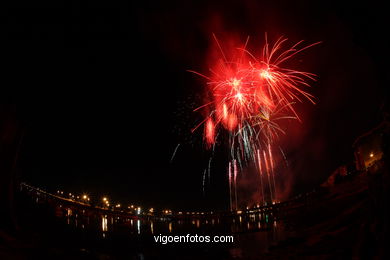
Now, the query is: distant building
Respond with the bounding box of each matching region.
[353,119,389,171]
[322,118,389,188]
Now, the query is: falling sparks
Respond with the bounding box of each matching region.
[205,117,215,147]
[170,143,181,163]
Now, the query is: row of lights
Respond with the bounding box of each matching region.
[102,198,143,214]
[56,191,175,215]
[56,190,261,215]
[57,191,90,202]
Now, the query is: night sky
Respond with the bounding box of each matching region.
[2,0,388,211]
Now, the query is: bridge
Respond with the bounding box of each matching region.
[20,182,312,223]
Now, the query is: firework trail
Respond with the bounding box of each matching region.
[228,161,233,212]
[263,149,273,203]
[279,146,289,167]
[268,144,277,203]
[170,143,181,163]
[256,149,265,205]
[202,169,207,196]
[233,159,238,211]
[208,157,212,185]
[190,34,319,208]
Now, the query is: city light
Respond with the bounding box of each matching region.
[23,184,211,220]
[28,186,194,218]
[163,209,172,215]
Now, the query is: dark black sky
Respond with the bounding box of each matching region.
[2,0,388,211]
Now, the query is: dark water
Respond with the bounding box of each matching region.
[17,188,293,259]
[59,209,290,259]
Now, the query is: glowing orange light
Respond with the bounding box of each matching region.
[227,113,238,130]
[230,78,241,88]
[259,69,274,81]
[205,118,215,146]
[222,103,228,120]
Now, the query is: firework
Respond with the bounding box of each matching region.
[233,159,238,211]
[256,149,265,205]
[191,34,319,208]
[228,161,232,212]
[170,143,181,163]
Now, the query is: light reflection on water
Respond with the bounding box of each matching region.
[57,207,289,257]
[63,209,285,238]
[137,219,141,234]
[102,215,108,232]
[25,186,296,258]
